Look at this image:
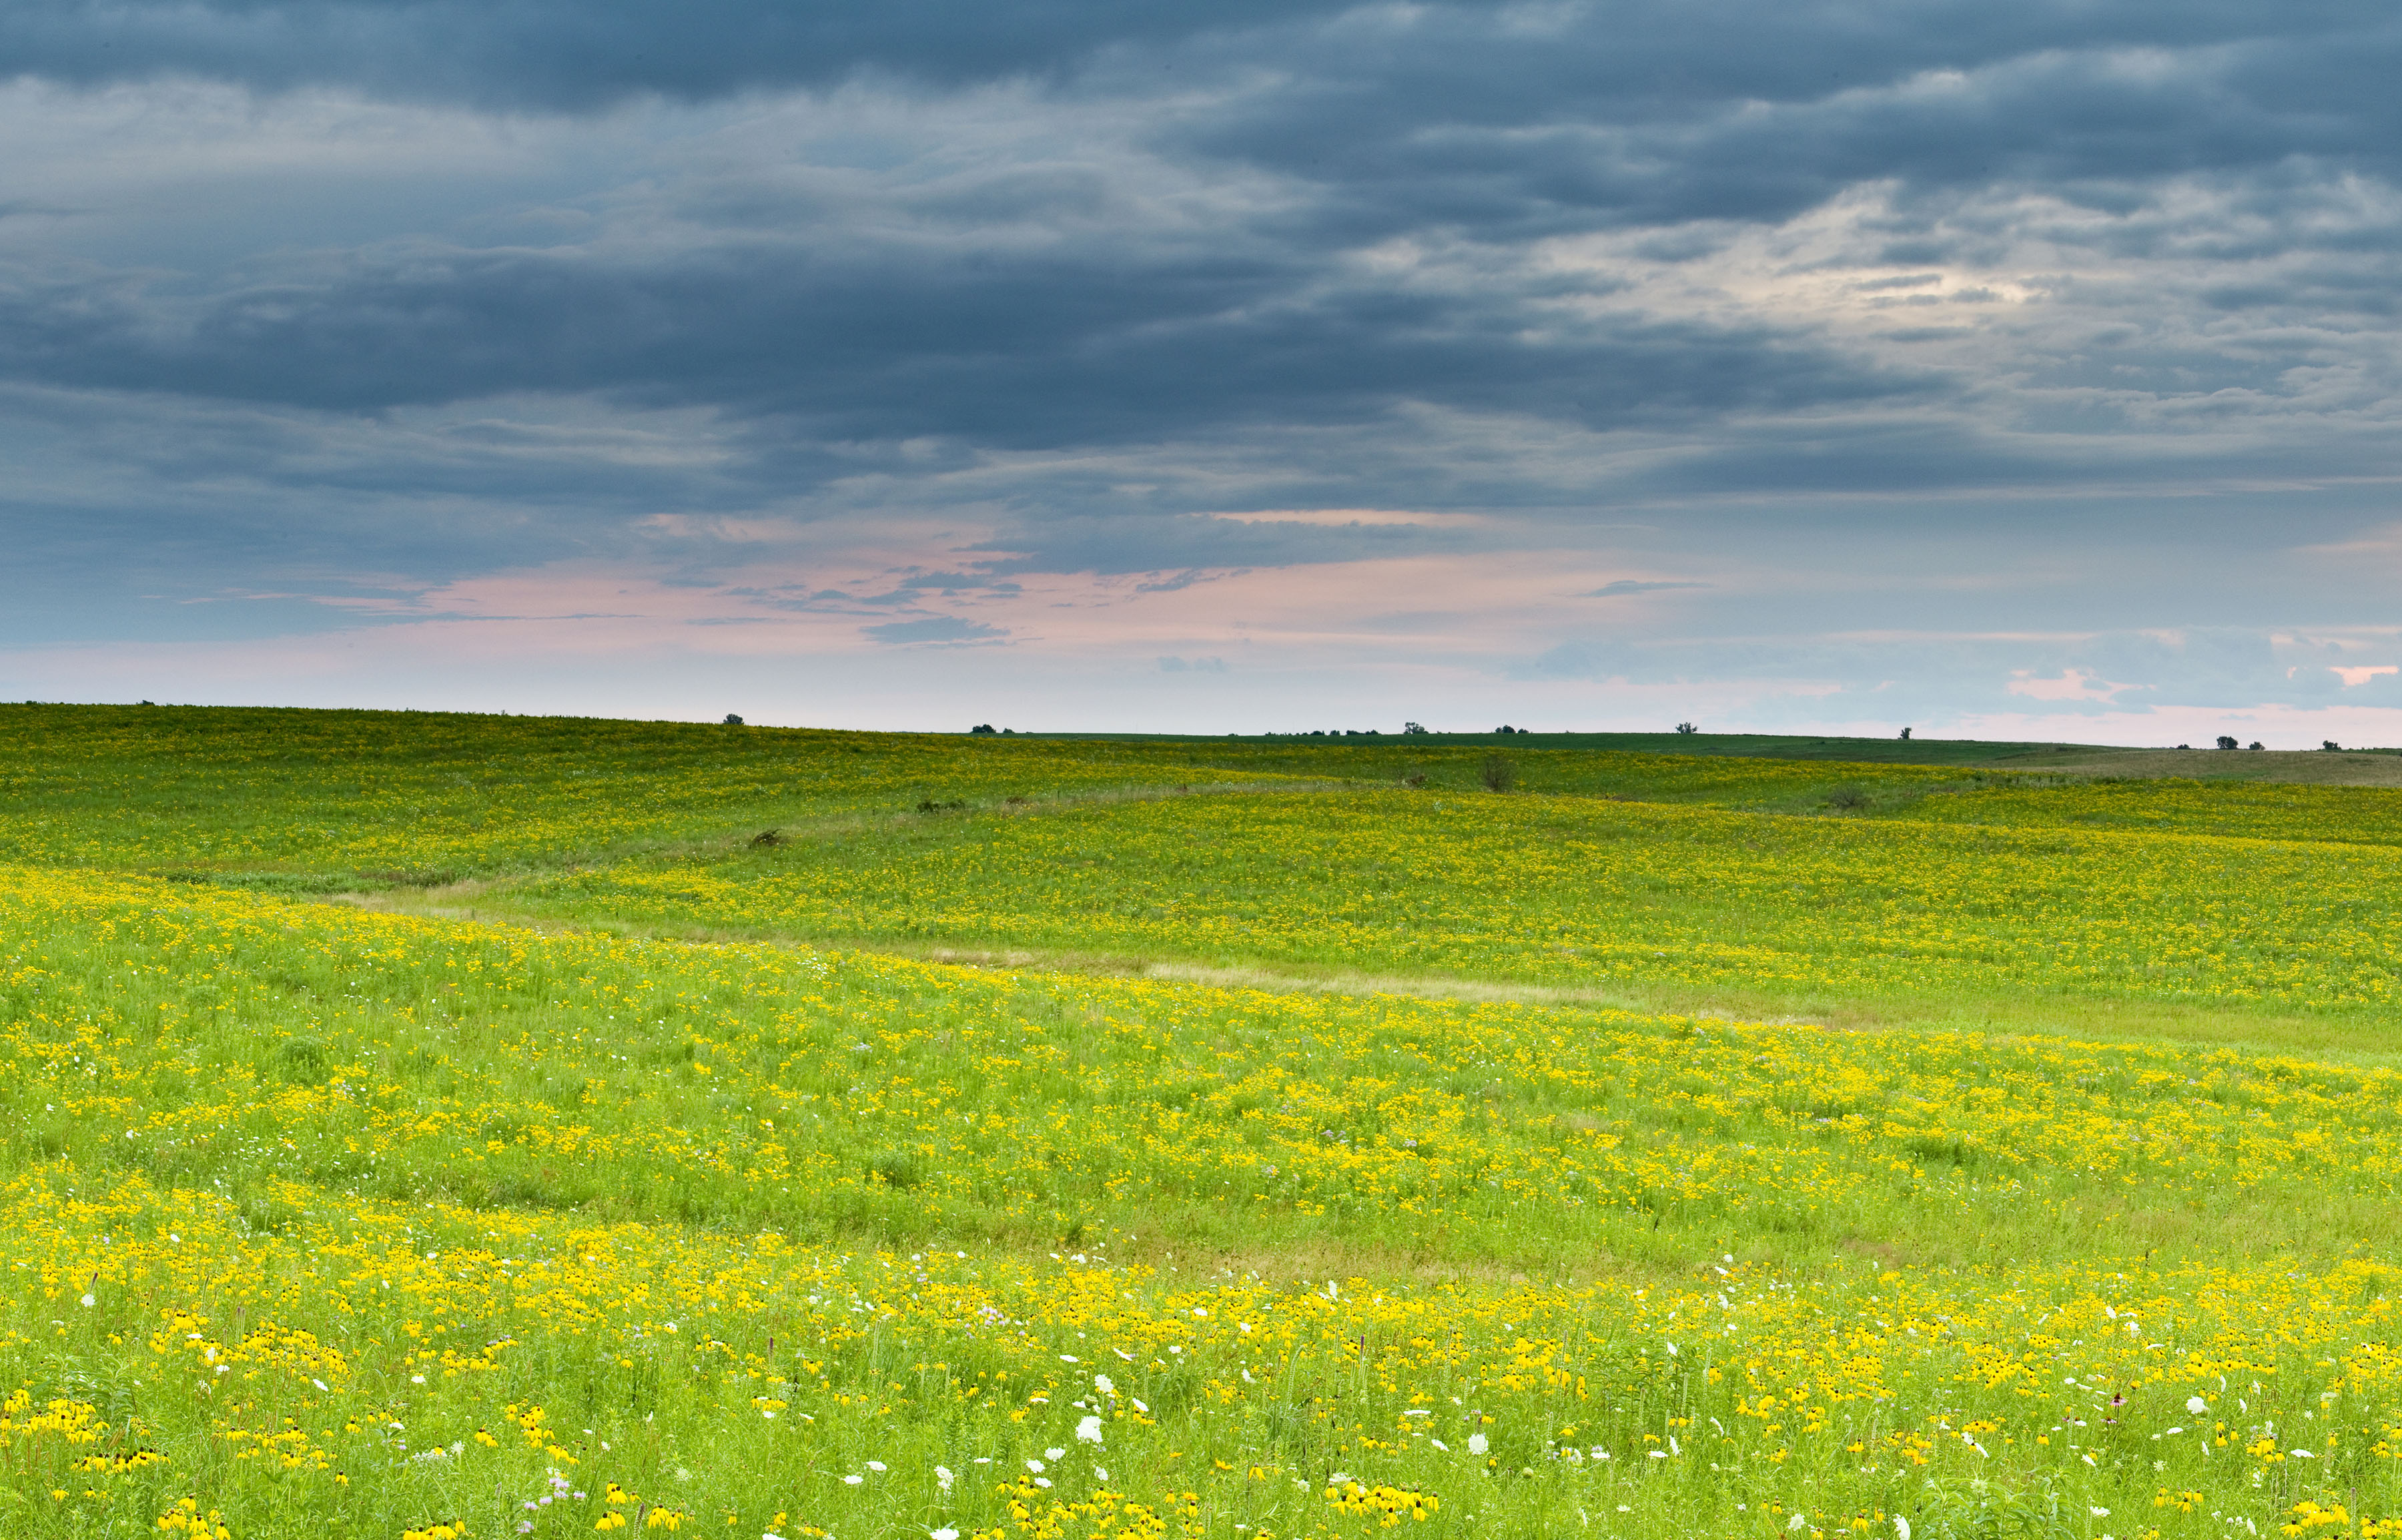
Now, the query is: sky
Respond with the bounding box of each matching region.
[5,1,2402,743]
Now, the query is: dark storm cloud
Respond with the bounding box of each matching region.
[1151,6,2402,243]
[4,1,2398,485]
[0,0,1363,107]
[0,236,1928,445]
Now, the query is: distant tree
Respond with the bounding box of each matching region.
[1675,722,1697,735]
[723,713,744,726]
[969,723,997,735]
[1403,721,1429,735]
[2216,735,2239,750]
[1898,727,1912,740]
[2176,743,2191,749]
[2249,741,2265,751]
[2324,740,2342,751]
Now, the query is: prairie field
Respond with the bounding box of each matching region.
[7,707,2402,1540]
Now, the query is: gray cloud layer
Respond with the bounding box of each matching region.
[3,0,1362,105]
[4,2,2402,723]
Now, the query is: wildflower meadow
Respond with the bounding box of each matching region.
[5,705,2402,1540]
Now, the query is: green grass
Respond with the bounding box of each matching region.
[456,784,2402,1045]
[9,705,2402,1540]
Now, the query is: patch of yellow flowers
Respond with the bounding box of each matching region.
[522,784,2402,1008]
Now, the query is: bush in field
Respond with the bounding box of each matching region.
[1480,754,1516,792]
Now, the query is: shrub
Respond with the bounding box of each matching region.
[869,1151,921,1190]
[969,723,997,735]
[722,713,744,726]
[1825,784,1870,813]
[1480,755,1516,793]
[266,1036,331,1086]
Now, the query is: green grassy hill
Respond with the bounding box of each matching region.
[6,705,2402,1540]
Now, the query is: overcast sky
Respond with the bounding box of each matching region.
[5,1,2401,742]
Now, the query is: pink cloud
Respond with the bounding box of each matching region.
[2004,668,2136,703]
